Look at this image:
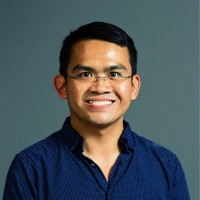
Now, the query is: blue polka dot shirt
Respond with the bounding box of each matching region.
[3,117,190,199]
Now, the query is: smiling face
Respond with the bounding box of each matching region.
[55,39,140,130]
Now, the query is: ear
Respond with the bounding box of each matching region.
[54,74,67,99]
[131,74,141,100]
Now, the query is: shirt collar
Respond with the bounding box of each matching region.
[120,120,135,152]
[61,117,135,152]
[61,117,83,152]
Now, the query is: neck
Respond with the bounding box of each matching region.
[70,117,124,181]
[70,117,124,155]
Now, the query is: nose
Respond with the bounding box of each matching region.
[89,76,112,94]
[95,76,107,82]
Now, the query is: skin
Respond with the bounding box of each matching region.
[54,39,141,180]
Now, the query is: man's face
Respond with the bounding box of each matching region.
[57,40,140,128]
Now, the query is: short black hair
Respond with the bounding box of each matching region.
[59,22,137,76]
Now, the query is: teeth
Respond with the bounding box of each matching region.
[88,100,112,105]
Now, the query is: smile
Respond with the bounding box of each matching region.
[86,100,114,106]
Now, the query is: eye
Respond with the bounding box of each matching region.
[109,72,122,77]
[78,72,93,78]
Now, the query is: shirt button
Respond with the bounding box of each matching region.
[91,163,95,167]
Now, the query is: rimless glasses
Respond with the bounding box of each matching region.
[65,71,132,83]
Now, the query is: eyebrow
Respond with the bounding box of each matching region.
[72,65,96,73]
[104,65,127,72]
[72,64,127,73]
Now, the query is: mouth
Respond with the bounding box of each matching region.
[86,100,114,106]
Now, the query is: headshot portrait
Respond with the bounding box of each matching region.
[0,1,198,199]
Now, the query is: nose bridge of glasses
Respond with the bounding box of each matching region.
[91,75,112,92]
[94,75,108,82]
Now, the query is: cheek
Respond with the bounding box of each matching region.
[119,84,127,92]
[67,82,87,100]
[118,82,133,99]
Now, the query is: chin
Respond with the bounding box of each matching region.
[86,116,122,127]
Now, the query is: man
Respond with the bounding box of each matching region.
[3,22,190,199]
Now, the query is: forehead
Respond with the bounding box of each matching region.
[68,40,131,72]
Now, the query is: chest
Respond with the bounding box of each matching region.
[35,151,170,199]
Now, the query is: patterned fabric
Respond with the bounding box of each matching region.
[3,117,190,199]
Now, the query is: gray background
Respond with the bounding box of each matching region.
[0,0,199,199]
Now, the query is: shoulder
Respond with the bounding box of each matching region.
[132,132,183,179]
[126,131,190,198]
[3,131,64,199]
[6,130,65,186]
[14,130,63,165]
[134,132,177,161]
